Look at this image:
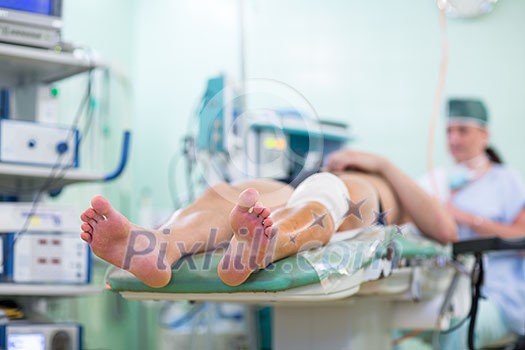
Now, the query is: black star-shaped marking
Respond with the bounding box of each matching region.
[341,198,367,221]
[309,212,327,229]
[288,233,299,245]
[394,225,403,236]
[373,209,390,226]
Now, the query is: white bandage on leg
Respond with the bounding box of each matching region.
[287,172,350,229]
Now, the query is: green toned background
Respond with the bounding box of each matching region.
[48,1,525,349]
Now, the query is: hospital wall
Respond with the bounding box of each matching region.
[243,0,525,178]
[50,1,150,350]
[129,0,525,218]
[49,1,525,349]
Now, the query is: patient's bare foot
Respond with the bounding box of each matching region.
[218,188,275,286]
[80,195,172,288]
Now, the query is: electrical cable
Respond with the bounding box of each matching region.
[391,330,425,347]
[0,71,94,195]
[439,314,471,335]
[430,259,471,350]
[0,46,104,195]
[188,82,236,190]
[166,89,208,210]
[79,93,96,144]
[184,136,196,203]
[190,303,206,350]
[167,152,183,209]
[36,70,95,189]
[431,256,484,350]
[468,253,484,350]
[426,1,449,199]
[160,302,205,329]
[5,68,97,267]
[210,152,232,183]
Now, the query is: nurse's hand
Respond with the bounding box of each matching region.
[446,201,479,227]
[325,150,389,174]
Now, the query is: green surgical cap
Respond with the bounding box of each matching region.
[447,98,488,126]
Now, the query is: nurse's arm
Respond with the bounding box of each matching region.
[450,206,525,239]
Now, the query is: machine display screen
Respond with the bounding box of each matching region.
[0,0,54,16]
[7,333,45,350]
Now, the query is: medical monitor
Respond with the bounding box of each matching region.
[7,333,46,350]
[0,0,62,26]
[4,323,81,350]
[0,0,63,48]
[197,75,238,153]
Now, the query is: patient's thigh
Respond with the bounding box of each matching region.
[232,179,294,210]
[336,174,379,230]
[336,172,404,230]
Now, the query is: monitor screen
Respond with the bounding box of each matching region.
[7,333,46,350]
[0,0,55,16]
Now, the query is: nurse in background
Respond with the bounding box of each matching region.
[419,98,525,348]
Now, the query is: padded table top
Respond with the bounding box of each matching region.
[107,225,450,296]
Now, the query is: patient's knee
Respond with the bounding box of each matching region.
[336,175,380,230]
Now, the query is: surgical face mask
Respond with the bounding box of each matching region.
[448,153,490,191]
[448,164,475,190]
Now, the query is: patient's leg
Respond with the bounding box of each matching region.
[335,172,403,231]
[218,173,348,286]
[217,171,404,286]
[80,180,293,288]
[80,196,174,288]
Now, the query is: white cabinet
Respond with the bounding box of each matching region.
[0,42,106,297]
[0,42,104,86]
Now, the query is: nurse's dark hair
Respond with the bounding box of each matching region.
[486,146,503,164]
